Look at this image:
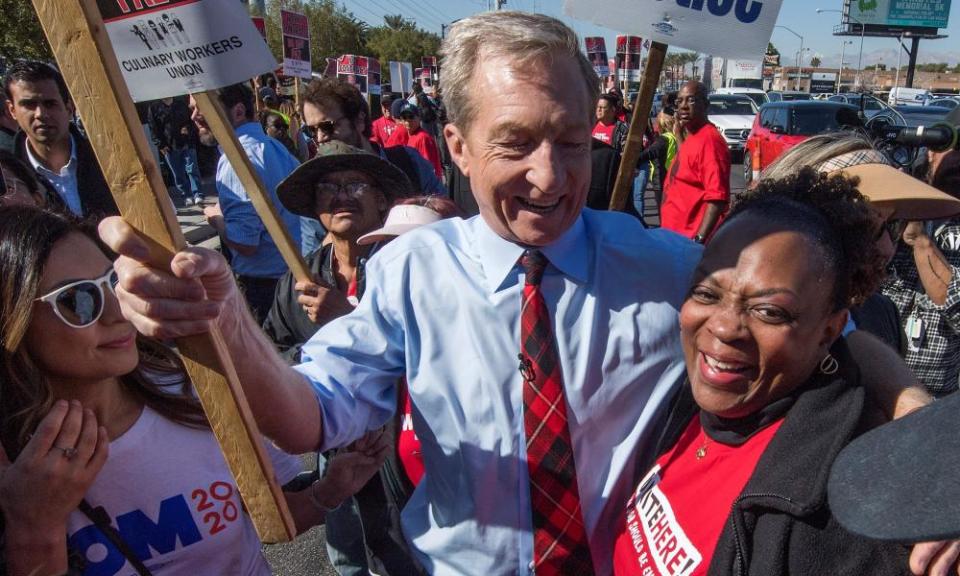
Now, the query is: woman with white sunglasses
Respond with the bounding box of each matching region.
[0,206,390,576]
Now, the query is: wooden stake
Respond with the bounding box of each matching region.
[294,76,302,114]
[31,0,296,543]
[609,42,668,213]
[193,92,312,282]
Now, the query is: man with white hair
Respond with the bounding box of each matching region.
[99,11,929,576]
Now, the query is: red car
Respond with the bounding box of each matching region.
[744,101,860,184]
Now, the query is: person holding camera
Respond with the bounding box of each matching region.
[881,110,960,397]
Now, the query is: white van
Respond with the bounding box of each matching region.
[714,87,769,108]
[888,87,932,107]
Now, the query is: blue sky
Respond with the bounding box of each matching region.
[337,0,960,67]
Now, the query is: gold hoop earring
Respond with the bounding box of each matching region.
[820,353,839,375]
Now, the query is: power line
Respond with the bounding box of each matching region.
[382,0,446,31]
[340,0,383,24]
[405,0,458,24]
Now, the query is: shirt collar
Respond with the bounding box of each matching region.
[26,134,76,175]
[472,213,589,293]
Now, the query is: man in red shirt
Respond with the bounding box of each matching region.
[660,81,730,243]
[370,95,398,147]
[591,93,628,152]
[397,102,442,179]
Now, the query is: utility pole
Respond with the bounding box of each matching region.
[496,0,506,9]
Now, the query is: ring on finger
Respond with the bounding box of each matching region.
[54,445,79,460]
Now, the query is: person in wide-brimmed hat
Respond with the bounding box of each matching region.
[267,140,413,360]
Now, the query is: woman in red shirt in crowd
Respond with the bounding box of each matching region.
[613,169,910,576]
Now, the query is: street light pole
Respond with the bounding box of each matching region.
[775,25,804,91]
[837,40,853,92]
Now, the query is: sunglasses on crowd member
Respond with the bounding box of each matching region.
[877,219,905,242]
[303,117,344,140]
[315,182,375,198]
[35,268,120,328]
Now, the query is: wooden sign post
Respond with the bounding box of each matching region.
[609,42,667,213]
[31,0,296,543]
[192,92,311,281]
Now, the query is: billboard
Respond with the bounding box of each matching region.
[849,0,951,29]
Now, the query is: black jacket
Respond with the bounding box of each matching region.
[147,97,198,151]
[649,347,910,576]
[13,125,119,219]
[262,243,369,363]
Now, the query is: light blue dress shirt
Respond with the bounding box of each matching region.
[296,210,700,575]
[216,122,302,278]
[25,135,81,215]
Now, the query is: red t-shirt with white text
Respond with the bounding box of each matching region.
[371,116,398,147]
[612,416,783,576]
[660,123,730,239]
[592,121,617,145]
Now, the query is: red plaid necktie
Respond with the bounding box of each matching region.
[519,250,594,575]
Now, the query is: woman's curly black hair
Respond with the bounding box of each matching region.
[727,167,887,311]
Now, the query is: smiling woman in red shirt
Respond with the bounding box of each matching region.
[614,169,911,576]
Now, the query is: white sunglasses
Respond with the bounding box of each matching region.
[34,268,119,328]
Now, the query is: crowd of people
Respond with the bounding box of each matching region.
[3,8,960,576]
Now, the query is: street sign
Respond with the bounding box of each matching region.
[565,0,785,60]
[96,0,276,101]
[281,9,311,79]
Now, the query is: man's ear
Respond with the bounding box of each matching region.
[444,123,470,177]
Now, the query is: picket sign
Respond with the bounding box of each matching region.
[609,42,667,212]
[30,0,296,543]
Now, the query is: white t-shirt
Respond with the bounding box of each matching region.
[66,403,302,575]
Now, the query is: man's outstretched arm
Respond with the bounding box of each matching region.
[99,217,322,454]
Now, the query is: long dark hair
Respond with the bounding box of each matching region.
[0,206,206,460]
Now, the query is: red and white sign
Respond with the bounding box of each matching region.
[95,0,276,101]
[281,9,311,79]
[616,35,643,83]
[585,37,609,77]
[337,54,380,97]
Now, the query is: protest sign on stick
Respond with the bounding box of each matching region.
[31,0,298,543]
[281,9,312,79]
[610,42,667,212]
[193,91,311,282]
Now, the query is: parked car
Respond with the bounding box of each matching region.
[767,91,813,102]
[876,105,953,126]
[927,98,959,110]
[888,87,932,107]
[707,94,758,162]
[744,101,860,184]
[714,87,769,107]
[827,93,891,119]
